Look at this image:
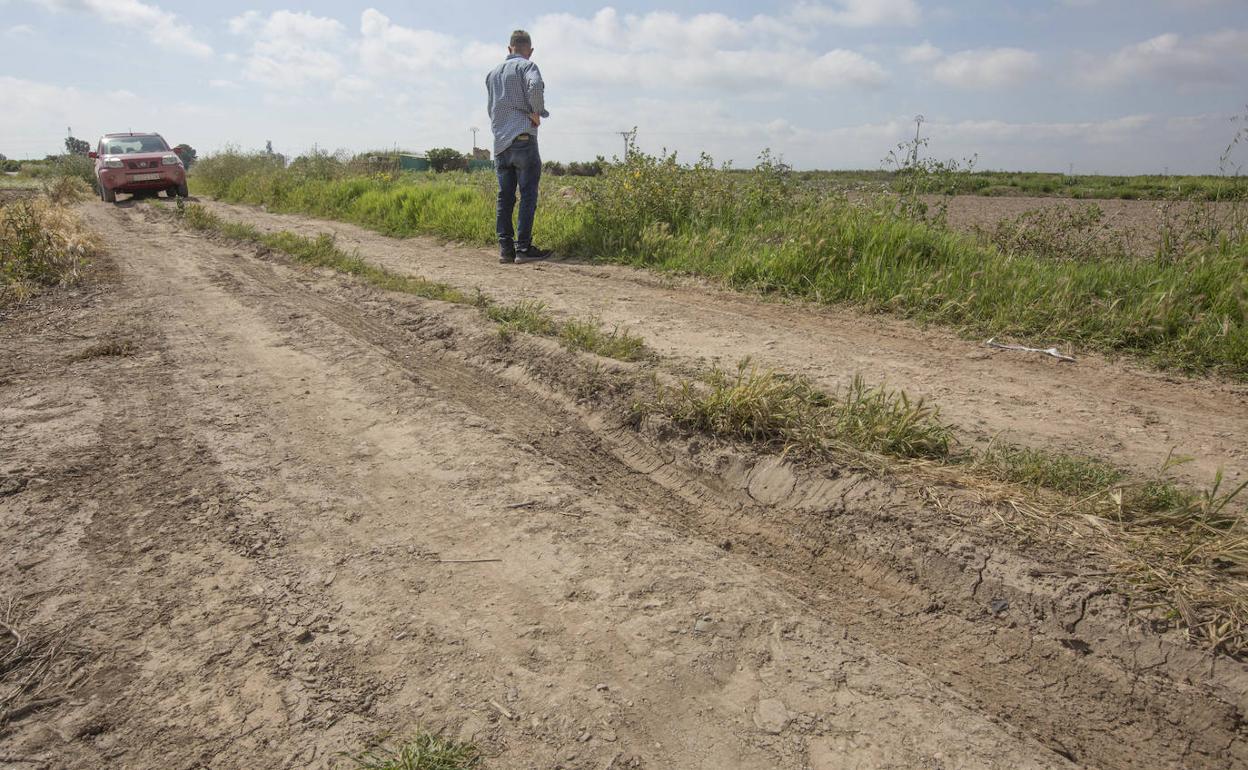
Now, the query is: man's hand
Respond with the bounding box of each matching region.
[529,113,541,127]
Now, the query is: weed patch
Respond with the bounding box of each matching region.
[643,362,952,461]
[73,338,137,361]
[971,442,1124,496]
[485,299,557,336]
[558,317,648,361]
[345,732,482,770]
[0,197,99,303]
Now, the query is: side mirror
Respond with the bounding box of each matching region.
[88,151,98,159]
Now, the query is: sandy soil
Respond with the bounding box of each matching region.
[2,200,1245,769]
[199,200,1247,489]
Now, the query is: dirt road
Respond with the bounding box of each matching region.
[199,200,1247,488]
[1,200,1245,769]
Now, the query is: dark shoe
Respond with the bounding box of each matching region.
[499,251,516,264]
[515,246,552,263]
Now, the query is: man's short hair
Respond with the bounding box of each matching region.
[509,29,532,49]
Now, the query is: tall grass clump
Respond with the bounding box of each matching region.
[1,197,100,303]
[644,361,952,460]
[346,732,482,770]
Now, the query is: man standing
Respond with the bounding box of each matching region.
[487,29,551,264]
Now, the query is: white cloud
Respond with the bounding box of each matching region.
[902,42,942,64]
[792,0,922,27]
[0,75,167,155]
[28,0,211,57]
[358,8,460,76]
[529,7,888,91]
[229,10,347,89]
[1085,30,1248,86]
[5,24,35,37]
[930,48,1040,88]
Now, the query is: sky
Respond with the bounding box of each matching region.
[1,0,1246,173]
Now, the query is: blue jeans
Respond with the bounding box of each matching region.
[495,137,541,254]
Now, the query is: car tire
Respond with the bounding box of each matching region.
[175,182,189,198]
[102,185,116,203]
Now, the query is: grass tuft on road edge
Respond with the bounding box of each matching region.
[642,362,953,461]
[638,360,1247,654]
[176,203,649,362]
[346,732,482,770]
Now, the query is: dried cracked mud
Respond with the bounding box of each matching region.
[1,198,1245,769]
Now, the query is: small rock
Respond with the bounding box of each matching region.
[595,683,609,692]
[753,698,789,735]
[0,475,27,497]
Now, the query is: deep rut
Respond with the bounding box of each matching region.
[175,214,1245,770]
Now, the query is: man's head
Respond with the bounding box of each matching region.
[508,29,533,58]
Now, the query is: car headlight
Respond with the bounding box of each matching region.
[104,157,123,168]
[162,154,182,166]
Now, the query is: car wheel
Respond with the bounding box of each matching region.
[102,185,116,203]
[175,182,189,198]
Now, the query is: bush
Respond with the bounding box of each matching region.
[567,158,606,177]
[286,148,349,181]
[1,198,100,302]
[426,147,467,173]
[173,143,198,169]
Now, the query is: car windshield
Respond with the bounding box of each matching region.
[104,136,168,154]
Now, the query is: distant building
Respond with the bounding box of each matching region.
[471,147,490,161]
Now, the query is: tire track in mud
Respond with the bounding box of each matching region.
[166,218,1245,770]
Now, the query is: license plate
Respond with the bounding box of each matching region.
[130,173,161,182]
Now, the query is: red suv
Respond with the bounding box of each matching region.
[90,132,188,203]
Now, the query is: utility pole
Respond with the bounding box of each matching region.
[470,127,479,152]
[618,128,637,160]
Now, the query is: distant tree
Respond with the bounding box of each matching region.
[426,147,467,173]
[567,159,605,177]
[65,136,90,156]
[173,143,198,169]
[0,153,6,161]
[543,160,566,176]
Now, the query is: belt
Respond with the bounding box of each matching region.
[514,133,531,141]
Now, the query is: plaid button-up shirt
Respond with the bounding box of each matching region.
[486,54,549,157]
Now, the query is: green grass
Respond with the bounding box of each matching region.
[346,733,482,770]
[642,363,953,461]
[190,150,1248,380]
[484,299,557,336]
[794,168,1248,201]
[971,442,1125,496]
[558,317,649,361]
